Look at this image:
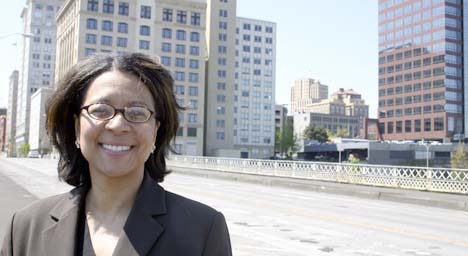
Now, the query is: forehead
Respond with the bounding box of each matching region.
[83,70,154,107]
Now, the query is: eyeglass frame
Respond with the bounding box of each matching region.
[80,103,157,123]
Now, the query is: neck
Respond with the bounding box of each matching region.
[86,170,144,216]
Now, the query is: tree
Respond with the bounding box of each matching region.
[451,143,468,169]
[275,121,298,158]
[303,125,329,143]
[19,143,30,158]
[335,127,350,138]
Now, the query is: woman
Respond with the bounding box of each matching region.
[1,53,232,256]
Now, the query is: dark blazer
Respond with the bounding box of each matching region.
[1,173,232,256]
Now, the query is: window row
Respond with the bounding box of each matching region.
[379,104,456,118]
[239,35,273,44]
[162,8,201,26]
[241,23,274,33]
[176,127,198,137]
[378,68,460,86]
[378,91,461,107]
[379,117,445,135]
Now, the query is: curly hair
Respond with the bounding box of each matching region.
[46,53,183,186]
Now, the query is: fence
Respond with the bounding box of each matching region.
[167,155,468,194]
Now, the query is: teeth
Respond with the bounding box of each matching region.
[101,144,131,152]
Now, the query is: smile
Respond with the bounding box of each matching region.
[100,143,132,152]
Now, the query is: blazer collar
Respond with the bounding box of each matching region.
[42,186,84,256]
[42,172,167,256]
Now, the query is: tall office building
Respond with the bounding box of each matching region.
[378,0,463,141]
[15,0,63,150]
[56,0,207,155]
[290,78,328,113]
[204,0,237,157]
[234,17,276,159]
[6,70,19,157]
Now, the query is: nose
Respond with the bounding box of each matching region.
[105,112,131,133]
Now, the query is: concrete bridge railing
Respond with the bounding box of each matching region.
[167,155,468,194]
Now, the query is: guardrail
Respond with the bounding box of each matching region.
[167,155,468,194]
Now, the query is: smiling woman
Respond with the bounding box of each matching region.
[1,53,232,256]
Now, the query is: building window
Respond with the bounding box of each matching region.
[190,46,199,56]
[101,35,112,46]
[118,2,129,15]
[414,120,421,132]
[175,44,185,54]
[87,0,98,12]
[116,37,127,47]
[216,132,225,140]
[191,12,201,26]
[176,30,186,40]
[189,59,199,69]
[86,18,97,29]
[139,40,150,50]
[161,43,171,52]
[175,58,185,68]
[140,25,150,36]
[190,32,200,42]
[161,56,171,66]
[176,10,187,24]
[86,34,97,44]
[163,8,172,21]
[118,22,128,33]
[189,73,199,83]
[188,86,198,96]
[175,72,185,81]
[424,118,431,132]
[85,48,96,56]
[405,120,411,132]
[187,128,197,137]
[188,113,197,123]
[102,20,113,31]
[189,100,198,110]
[140,5,151,19]
[243,23,251,30]
[434,117,444,131]
[219,21,227,29]
[254,25,262,31]
[265,37,273,44]
[162,28,172,39]
[103,0,114,14]
[387,122,394,134]
[266,26,273,33]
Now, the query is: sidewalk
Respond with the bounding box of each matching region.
[169,165,468,212]
[0,172,38,240]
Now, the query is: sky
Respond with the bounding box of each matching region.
[0,0,378,117]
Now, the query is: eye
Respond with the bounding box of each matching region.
[88,104,113,119]
[125,107,151,122]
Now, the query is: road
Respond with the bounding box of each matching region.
[1,158,468,256]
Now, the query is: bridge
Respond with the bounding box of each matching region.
[0,157,467,255]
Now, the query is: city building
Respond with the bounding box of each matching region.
[234,17,276,159]
[275,104,287,134]
[56,0,208,155]
[0,109,7,152]
[290,78,328,113]
[15,0,63,152]
[6,70,19,157]
[204,0,237,157]
[29,87,54,155]
[293,88,369,140]
[378,0,463,141]
[360,118,382,140]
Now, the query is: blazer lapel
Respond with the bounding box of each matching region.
[42,187,84,255]
[121,173,167,256]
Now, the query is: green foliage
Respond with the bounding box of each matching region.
[275,121,298,157]
[348,153,360,164]
[451,143,468,169]
[335,127,350,138]
[303,125,329,143]
[19,143,30,157]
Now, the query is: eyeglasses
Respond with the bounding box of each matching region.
[80,103,155,123]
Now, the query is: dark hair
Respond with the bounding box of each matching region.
[46,53,182,186]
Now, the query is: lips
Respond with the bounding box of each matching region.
[100,143,133,152]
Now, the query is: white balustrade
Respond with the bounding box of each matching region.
[167,155,468,194]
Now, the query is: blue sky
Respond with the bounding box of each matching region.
[0,0,378,117]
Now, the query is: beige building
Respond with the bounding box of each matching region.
[29,87,54,155]
[290,78,328,113]
[15,0,63,153]
[204,0,237,157]
[56,0,207,155]
[6,70,19,157]
[294,88,369,139]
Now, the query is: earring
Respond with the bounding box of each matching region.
[151,144,156,153]
[75,139,80,149]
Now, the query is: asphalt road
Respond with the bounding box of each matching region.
[1,158,468,256]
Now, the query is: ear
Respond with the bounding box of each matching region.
[74,114,80,140]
